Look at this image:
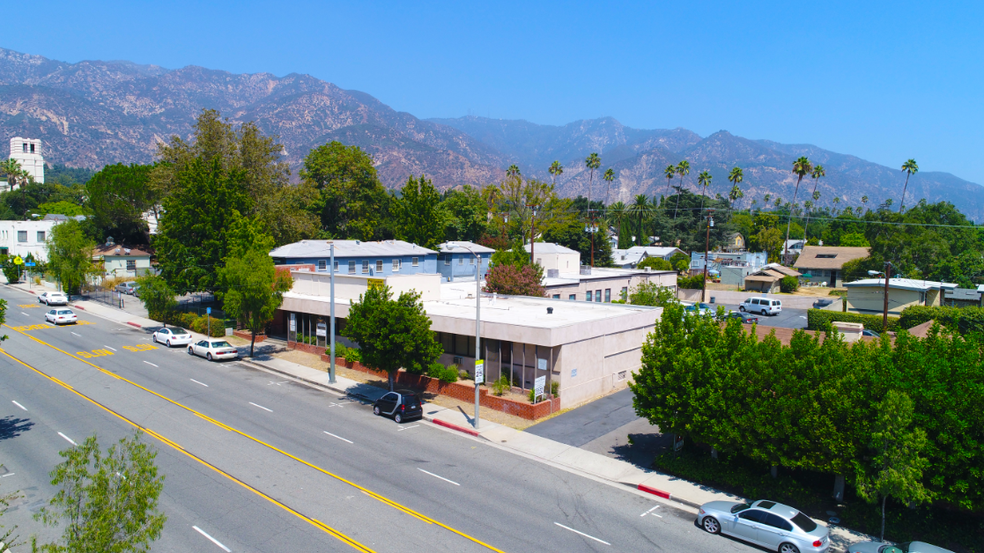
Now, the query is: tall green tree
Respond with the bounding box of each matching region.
[47,220,98,294]
[0,159,32,191]
[219,244,293,356]
[495,175,576,243]
[135,275,176,323]
[727,166,744,210]
[548,160,563,185]
[155,158,252,294]
[803,164,825,243]
[440,186,491,242]
[674,160,690,219]
[631,194,650,246]
[785,156,813,261]
[85,164,156,245]
[663,165,676,208]
[899,159,918,213]
[584,153,601,206]
[300,141,390,241]
[343,285,442,391]
[608,201,631,248]
[154,109,316,245]
[33,432,166,553]
[697,170,713,213]
[506,164,521,177]
[603,168,616,205]
[393,175,443,248]
[854,390,931,542]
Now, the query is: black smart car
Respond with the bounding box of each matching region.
[372,391,423,423]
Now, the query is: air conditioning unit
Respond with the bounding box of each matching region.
[453,356,463,365]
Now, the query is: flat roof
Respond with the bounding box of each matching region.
[270,239,437,259]
[844,277,958,292]
[436,241,495,254]
[542,266,675,286]
[423,294,658,329]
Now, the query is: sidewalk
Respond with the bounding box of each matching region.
[11,279,871,550]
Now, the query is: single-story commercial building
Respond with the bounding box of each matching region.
[542,266,677,303]
[944,287,981,308]
[793,246,871,287]
[273,268,661,409]
[844,277,957,315]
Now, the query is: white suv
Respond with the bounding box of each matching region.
[740,297,782,316]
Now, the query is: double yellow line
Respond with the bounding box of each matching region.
[3,325,506,553]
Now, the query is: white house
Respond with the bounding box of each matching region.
[0,219,59,261]
[524,242,580,273]
[93,243,153,278]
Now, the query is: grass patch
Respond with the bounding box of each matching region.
[654,445,982,552]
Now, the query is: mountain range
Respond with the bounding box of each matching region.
[2,46,982,220]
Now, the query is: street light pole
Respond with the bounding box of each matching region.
[882,261,891,332]
[702,209,714,304]
[526,203,539,265]
[452,244,483,429]
[329,242,336,384]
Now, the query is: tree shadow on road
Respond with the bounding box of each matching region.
[609,432,673,469]
[0,416,34,441]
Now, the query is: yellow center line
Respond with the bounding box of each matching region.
[0,347,374,553]
[3,324,508,553]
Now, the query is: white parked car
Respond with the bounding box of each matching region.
[45,308,78,325]
[152,327,194,347]
[187,339,238,361]
[39,292,69,306]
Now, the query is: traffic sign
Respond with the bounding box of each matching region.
[24,262,35,267]
[534,375,546,402]
[206,307,212,315]
[12,256,22,265]
[474,359,484,383]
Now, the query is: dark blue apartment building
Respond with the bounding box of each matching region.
[436,241,494,282]
[269,239,438,276]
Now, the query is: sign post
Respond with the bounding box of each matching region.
[534,375,546,403]
[474,359,484,384]
[206,306,212,337]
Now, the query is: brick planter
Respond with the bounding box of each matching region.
[288,340,325,356]
[234,330,266,343]
[322,354,561,420]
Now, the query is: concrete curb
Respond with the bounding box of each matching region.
[236,358,376,403]
[127,321,143,329]
[431,418,480,437]
[636,483,670,499]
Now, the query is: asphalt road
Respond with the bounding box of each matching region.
[1,285,764,553]
[716,303,810,329]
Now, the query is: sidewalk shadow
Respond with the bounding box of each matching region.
[340,382,388,403]
[609,432,673,469]
[0,416,34,441]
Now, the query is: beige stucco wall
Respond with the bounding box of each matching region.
[289,271,441,302]
[535,251,580,272]
[547,271,677,302]
[846,287,923,314]
[102,256,151,275]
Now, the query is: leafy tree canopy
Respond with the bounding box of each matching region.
[301,141,390,241]
[85,163,156,245]
[393,175,443,248]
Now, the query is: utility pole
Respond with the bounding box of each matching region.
[329,242,336,384]
[526,203,540,265]
[882,261,891,332]
[586,211,597,267]
[702,209,715,304]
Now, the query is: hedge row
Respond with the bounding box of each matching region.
[898,305,984,334]
[806,308,901,332]
[153,310,227,337]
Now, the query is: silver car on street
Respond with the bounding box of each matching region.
[848,541,954,553]
[698,499,829,553]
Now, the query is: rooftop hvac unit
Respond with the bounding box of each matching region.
[547,269,559,278]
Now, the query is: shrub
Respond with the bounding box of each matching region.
[426,363,458,383]
[189,315,226,337]
[806,308,900,332]
[458,369,471,381]
[528,389,536,403]
[678,274,705,289]
[779,276,799,293]
[636,257,673,271]
[898,305,984,334]
[550,381,560,398]
[491,376,510,396]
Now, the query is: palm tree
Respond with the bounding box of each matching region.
[603,168,616,205]
[784,156,813,261]
[803,164,825,243]
[861,195,869,213]
[507,164,521,177]
[763,193,772,206]
[663,165,675,208]
[549,160,564,185]
[674,160,690,219]
[631,194,650,245]
[899,159,918,213]
[697,170,713,212]
[585,153,601,205]
[608,200,629,247]
[727,166,743,210]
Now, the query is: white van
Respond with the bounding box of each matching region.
[740,297,782,316]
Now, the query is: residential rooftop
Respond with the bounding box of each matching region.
[793,246,871,270]
[844,277,958,292]
[436,241,495,254]
[269,239,437,258]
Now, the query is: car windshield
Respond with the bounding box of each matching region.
[699,303,710,309]
[210,341,232,348]
[730,503,752,514]
[171,328,189,335]
[879,547,905,553]
[57,310,72,315]
[790,512,817,532]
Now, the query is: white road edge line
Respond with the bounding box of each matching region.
[11,400,26,411]
[71,332,82,337]
[0,473,13,478]
[417,468,460,486]
[192,525,232,552]
[554,522,610,546]
[58,432,77,446]
[144,361,159,368]
[21,312,29,316]
[104,345,117,351]
[323,431,353,444]
[249,402,272,412]
[190,379,209,387]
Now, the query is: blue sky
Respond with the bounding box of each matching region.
[8,1,984,184]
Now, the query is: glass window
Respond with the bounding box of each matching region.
[412,257,419,267]
[586,291,593,302]
[470,256,474,264]
[621,287,628,301]
[454,334,469,356]
[317,260,327,271]
[37,231,45,242]
[440,332,453,353]
[376,260,383,273]
[17,231,26,243]
[444,255,451,266]
[126,260,136,271]
[763,513,793,531]
[738,510,766,523]
[605,289,611,302]
[790,513,817,532]
[459,256,464,265]
[393,259,400,272]
[348,261,356,274]
[552,294,560,299]
[362,260,369,273]
[333,260,339,272]
[595,290,602,302]
[569,294,576,300]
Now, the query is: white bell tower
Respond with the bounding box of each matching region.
[9,137,45,184]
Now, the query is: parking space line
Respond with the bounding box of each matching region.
[324,431,353,444]
[58,432,77,446]
[192,525,232,552]
[104,345,117,351]
[11,400,26,411]
[397,425,419,432]
[553,522,610,545]
[417,468,460,486]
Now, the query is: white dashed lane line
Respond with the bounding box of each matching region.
[323,431,353,444]
[58,432,77,446]
[11,400,26,411]
[249,402,272,412]
[193,525,232,552]
[417,468,460,486]
[190,379,209,387]
[554,522,610,546]
[144,361,159,368]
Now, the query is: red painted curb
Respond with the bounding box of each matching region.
[637,484,671,499]
[127,321,143,329]
[431,418,480,437]
[73,305,86,310]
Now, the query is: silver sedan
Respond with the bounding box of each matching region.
[187,339,238,361]
[848,541,954,553]
[697,499,829,553]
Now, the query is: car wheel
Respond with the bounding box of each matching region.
[207,353,213,361]
[373,406,381,416]
[738,306,745,312]
[701,516,720,534]
[167,340,172,347]
[394,413,403,424]
[188,347,194,355]
[779,543,800,553]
